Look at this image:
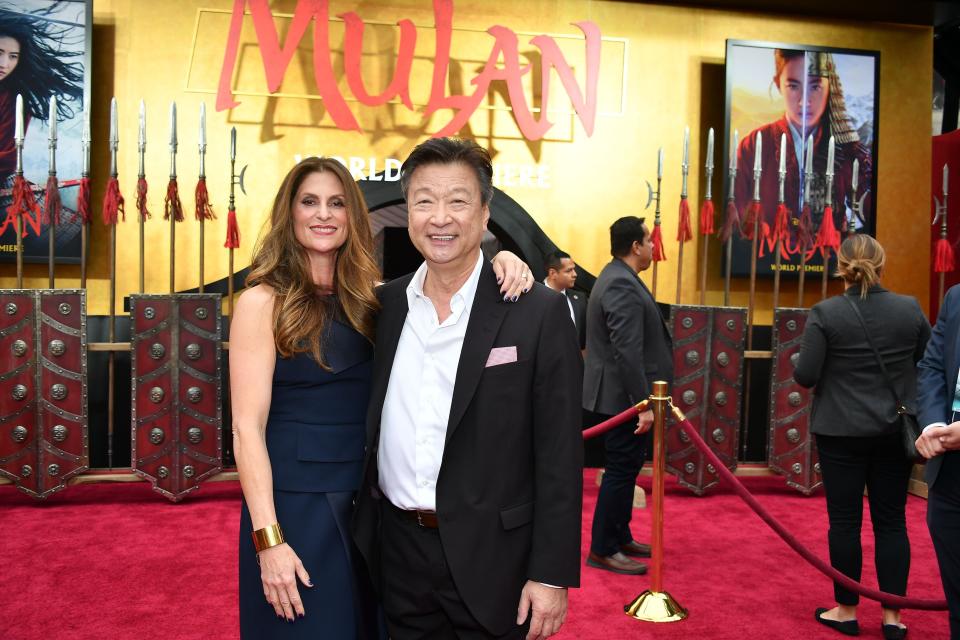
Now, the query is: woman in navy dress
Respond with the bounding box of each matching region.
[230,157,530,639]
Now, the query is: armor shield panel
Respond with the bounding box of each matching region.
[768,308,821,494]
[131,295,222,502]
[0,290,88,498]
[668,305,747,494]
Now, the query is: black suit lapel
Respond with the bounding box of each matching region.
[446,264,508,445]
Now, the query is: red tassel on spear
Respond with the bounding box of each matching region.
[741,200,763,241]
[42,175,61,226]
[195,178,215,221]
[136,177,150,221]
[761,202,791,260]
[935,238,955,273]
[719,199,740,243]
[815,206,841,258]
[224,208,240,249]
[700,199,715,235]
[677,197,693,243]
[102,177,125,225]
[651,222,666,261]
[798,203,815,254]
[7,175,40,235]
[164,178,184,222]
[75,177,91,224]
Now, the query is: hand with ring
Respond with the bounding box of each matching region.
[491,251,533,302]
[258,542,313,621]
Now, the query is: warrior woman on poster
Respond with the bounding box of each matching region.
[0,8,82,182]
[734,50,872,253]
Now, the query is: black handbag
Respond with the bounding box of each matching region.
[843,295,924,463]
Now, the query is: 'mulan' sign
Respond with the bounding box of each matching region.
[217,0,601,141]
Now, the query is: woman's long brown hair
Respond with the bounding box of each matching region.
[246,157,380,368]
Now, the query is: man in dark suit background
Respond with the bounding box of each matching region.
[543,250,586,350]
[352,138,583,639]
[582,216,673,576]
[917,285,960,638]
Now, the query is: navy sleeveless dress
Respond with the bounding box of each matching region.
[238,307,382,639]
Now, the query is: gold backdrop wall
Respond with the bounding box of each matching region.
[1,1,932,320]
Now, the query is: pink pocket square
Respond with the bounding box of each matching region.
[485,346,518,368]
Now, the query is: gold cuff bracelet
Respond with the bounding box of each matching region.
[251,523,285,553]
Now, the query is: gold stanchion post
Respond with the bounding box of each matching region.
[625,380,688,623]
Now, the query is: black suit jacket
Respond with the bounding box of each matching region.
[567,289,587,350]
[918,284,960,487]
[582,258,673,415]
[793,286,930,438]
[352,262,583,635]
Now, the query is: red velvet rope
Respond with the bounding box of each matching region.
[581,402,647,440]
[672,409,947,611]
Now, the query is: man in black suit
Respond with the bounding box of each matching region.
[543,250,586,350]
[917,285,960,639]
[582,216,673,575]
[353,138,583,639]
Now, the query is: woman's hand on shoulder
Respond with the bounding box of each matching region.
[491,250,532,302]
[257,542,313,621]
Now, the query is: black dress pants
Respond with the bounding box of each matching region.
[379,501,529,640]
[929,451,960,639]
[815,432,913,607]
[590,416,650,557]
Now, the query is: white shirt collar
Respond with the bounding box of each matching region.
[543,277,565,294]
[406,251,484,325]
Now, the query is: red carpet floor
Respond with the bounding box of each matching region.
[0,472,950,639]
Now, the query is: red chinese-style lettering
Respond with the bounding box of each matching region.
[216,0,602,140]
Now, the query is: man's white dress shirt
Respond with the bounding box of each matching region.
[378,252,483,511]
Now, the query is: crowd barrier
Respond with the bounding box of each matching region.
[582,383,948,620]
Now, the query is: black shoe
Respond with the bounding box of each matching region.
[881,624,907,640]
[815,608,860,636]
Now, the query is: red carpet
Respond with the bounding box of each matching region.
[0,472,950,639]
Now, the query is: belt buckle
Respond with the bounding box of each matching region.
[416,511,424,527]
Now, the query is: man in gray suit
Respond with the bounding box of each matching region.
[917,284,960,638]
[582,216,673,575]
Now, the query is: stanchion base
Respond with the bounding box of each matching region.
[625,590,688,622]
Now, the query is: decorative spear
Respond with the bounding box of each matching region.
[816,135,841,300]
[720,129,740,306]
[933,163,954,307]
[770,132,790,310]
[795,135,815,306]
[78,109,91,287]
[44,96,60,287]
[224,127,241,313]
[746,132,762,349]
[9,94,37,288]
[165,102,184,293]
[698,128,715,305]
[196,102,215,293]
[846,158,865,239]
[136,100,149,293]
[650,147,666,299]
[675,127,693,304]
[102,97,124,469]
